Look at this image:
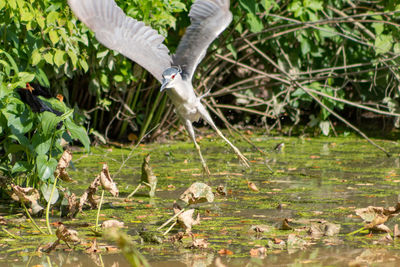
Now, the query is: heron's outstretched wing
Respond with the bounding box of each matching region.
[172,0,232,82]
[68,0,171,83]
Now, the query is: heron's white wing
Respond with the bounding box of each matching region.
[68,0,171,83]
[172,0,232,82]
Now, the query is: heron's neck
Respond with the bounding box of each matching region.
[166,80,196,104]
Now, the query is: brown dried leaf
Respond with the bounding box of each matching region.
[189,238,209,249]
[249,247,267,257]
[394,224,400,239]
[54,150,74,182]
[63,192,79,218]
[249,225,271,233]
[247,181,259,192]
[308,222,340,238]
[218,249,233,255]
[176,208,200,233]
[216,185,227,196]
[141,154,157,198]
[11,184,44,215]
[280,218,293,230]
[85,239,100,254]
[101,220,125,229]
[100,164,119,197]
[79,176,101,211]
[180,182,214,204]
[167,232,184,243]
[55,222,80,246]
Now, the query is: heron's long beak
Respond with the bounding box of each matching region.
[160,78,170,92]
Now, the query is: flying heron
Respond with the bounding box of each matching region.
[68,0,250,175]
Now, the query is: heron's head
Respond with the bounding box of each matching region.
[160,67,182,92]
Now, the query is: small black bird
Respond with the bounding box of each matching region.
[17,83,63,116]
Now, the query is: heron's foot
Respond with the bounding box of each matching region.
[234,148,250,168]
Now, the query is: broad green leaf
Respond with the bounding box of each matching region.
[41,183,59,204]
[65,118,90,152]
[37,155,58,181]
[49,29,59,45]
[31,49,42,66]
[18,72,35,83]
[54,49,66,67]
[32,132,52,155]
[375,34,393,55]
[246,13,263,33]
[40,111,62,136]
[11,161,30,174]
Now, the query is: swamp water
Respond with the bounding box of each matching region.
[1,135,400,266]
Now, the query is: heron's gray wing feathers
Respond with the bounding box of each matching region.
[68,0,171,83]
[172,0,232,81]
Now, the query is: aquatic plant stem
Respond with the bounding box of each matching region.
[347,227,366,236]
[95,190,105,232]
[163,221,177,236]
[1,227,21,239]
[157,208,185,231]
[21,201,46,235]
[125,183,142,200]
[46,177,58,235]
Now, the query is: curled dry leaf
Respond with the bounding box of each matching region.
[175,208,200,233]
[249,225,271,234]
[141,154,157,198]
[79,176,101,211]
[55,222,80,247]
[189,238,209,249]
[63,192,79,219]
[280,218,293,230]
[85,239,100,254]
[54,150,74,182]
[216,185,227,196]
[100,164,119,197]
[249,246,267,257]
[180,182,214,205]
[308,222,341,238]
[101,220,125,229]
[355,202,400,232]
[247,181,259,192]
[167,232,184,243]
[11,184,44,215]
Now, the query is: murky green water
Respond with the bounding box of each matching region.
[1,134,400,266]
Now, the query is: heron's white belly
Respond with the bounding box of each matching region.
[172,99,201,122]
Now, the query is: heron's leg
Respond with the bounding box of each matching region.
[197,104,250,168]
[183,119,211,177]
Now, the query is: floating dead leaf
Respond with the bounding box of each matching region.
[308,222,341,238]
[175,208,200,233]
[218,248,233,255]
[287,234,308,250]
[249,225,271,233]
[189,238,209,249]
[55,222,80,247]
[54,150,74,182]
[11,184,44,215]
[85,239,100,254]
[374,233,393,244]
[99,163,118,197]
[101,220,125,229]
[247,181,259,192]
[141,154,157,198]
[216,185,227,196]
[79,176,101,211]
[180,182,214,204]
[62,192,79,218]
[355,203,400,232]
[249,246,267,257]
[280,218,293,230]
[167,232,184,243]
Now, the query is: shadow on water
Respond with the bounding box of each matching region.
[1,135,400,266]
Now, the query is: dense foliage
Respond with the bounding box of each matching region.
[0,0,399,186]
